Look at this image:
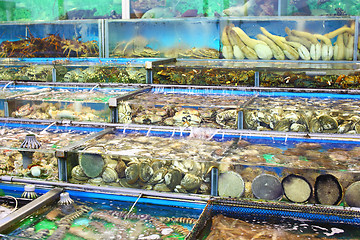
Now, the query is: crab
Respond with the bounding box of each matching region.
[62,39,85,57]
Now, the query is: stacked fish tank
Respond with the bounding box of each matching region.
[0,122,103,181]
[0,1,359,239]
[0,20,100,58]
[6,85,141,122]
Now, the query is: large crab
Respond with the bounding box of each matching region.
[62,39,85,57]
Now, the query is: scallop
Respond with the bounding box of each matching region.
[139,162,154,182]
[71,165,89,181]
[164,168,182,189]
[102,167,118,183]
[125,163,139,184]
[180,173,201,192]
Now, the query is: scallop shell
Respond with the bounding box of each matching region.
[102,167,118,183]
[139,162,154,182]
[71,165,89,181]
[180,173,201,192]
[125,163,139,184]
[164,168,182,189]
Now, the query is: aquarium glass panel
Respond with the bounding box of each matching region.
[117,87,256,128]
[69,128,239,195]
[0,123,99,180]
[220,17,355,61]
[107,19,220,59]
[286,0,360,16]
[0,21,100,58]
[242,91,360,134]
[7,86,137,122]
[223,0,278,16]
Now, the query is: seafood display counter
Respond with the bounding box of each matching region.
[152,59,360,88]
[0,182,204,240]
[6,85,141,122]
[0,20,100,58]
[0,122,103,181]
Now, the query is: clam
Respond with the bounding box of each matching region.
[180,173,201,192]
[139,161,154,182]
[148,167,167,185]
[164,168,182,189]
[71,165,89,181]
[102,167,118,183]
[125,163,139,184]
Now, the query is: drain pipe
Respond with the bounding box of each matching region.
[0,187,62,233]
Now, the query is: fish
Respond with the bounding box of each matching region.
[141,7,177,18]
[223,0,255,16]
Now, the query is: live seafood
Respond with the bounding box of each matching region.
[206,214,344,240]
[70,131,233,194]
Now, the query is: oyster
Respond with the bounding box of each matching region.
[173,108,201,127]
[153,183,171,192]
[180,173,201,192]
[102,167,118,183]
[125,163,139,184]
[274,119,291,132]
[139,162,154,182]
[318,115,338,130]
[115,160,126,178]
[71,165,89,181]
[309,117,323,133]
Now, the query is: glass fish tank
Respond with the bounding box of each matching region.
[0,20,100,58]
[0,84,43,117]
[218,134,360,206]
[241,91,360,134]
[106,18,219,59]
[0,0,123,21]
[152,59,255,86]
[220,17,355,61]
[189,198,360,240]
[287,0,360,16]
[66,127,239,196]
[0,182,204,240]
[55,58,152,84]
[116,87,255,129]
[7,86,140,122]
[259,62,360,89]
[0,122,102,181]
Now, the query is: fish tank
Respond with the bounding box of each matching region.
[7,85,140,122]
[0,122,102,181]
[0,84,43,117]
[0,0,123,21]
[241,91,360,134]
[259,62,360,88]
[286,0,360,16]
[0,182,204,239]
[65,127,240,196]
[189,198,360,240]
[220,17,356,61]
[218,133,360,206]
[106,18,219,59]
[55,58,152,84]
[116,87,255,129]
[152,59,256,86]
[0,20,100,58]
